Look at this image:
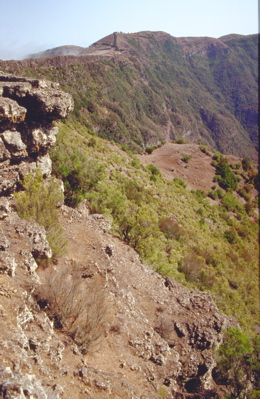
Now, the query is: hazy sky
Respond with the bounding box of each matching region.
[0,0,258,60]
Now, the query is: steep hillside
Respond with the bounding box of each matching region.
[48,121,259,338]
[0,72,259,398]
[0,31,258,158]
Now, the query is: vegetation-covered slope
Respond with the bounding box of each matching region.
[0,31,258,158]
[49,120,259,338]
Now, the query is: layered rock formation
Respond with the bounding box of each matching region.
[0,71,239,398]
[0,72,74,196]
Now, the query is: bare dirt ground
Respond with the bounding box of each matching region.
[138,143,218,192]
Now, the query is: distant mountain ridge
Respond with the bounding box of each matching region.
[1,31,258,159]
[26,32,256,59]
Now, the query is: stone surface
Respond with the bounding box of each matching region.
[0,97,27,123]
[2,130,27,158]
[0,366,61,399]
[0,196,11,219]
[0,72,73,196]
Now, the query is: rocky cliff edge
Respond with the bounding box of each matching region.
[0,72,74,196]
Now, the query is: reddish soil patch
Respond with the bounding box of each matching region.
[138,143,216,192]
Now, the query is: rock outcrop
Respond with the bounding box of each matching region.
[0,72,73,195]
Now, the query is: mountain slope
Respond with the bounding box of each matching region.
[0,72,258,398]
[0,31,258,158]
[48,120,259,338]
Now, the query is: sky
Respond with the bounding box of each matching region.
[0,0,258,60]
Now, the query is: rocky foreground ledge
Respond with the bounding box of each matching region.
[0,71,74,196]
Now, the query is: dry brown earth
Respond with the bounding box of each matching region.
[138,143,217,192]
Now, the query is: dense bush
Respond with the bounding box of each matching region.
[222,193,243,213]
[51,144,105,206]
[216,160,238,191]
[15,169,67,258]
[213,328,257,398]
[147,164,161,177]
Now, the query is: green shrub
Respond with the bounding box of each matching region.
[88,137,97,147]
[212,151,223,162]
[224,229,238,244]
[146,145,157,154]
[208,190,218,200]
[173,177,187,188]
[231,162,242,170]
[181,155,192,163]
[242,157,252,171]
[192,189,207,199]
[216,161,238,191]
[147,164,161,176]
[216,188,225,199]
[245,201,256,215]
[131,157,141,168]
[114,203,161,258]
[222,193,242,213]
[199,145,211,155]
[124,179,144,204]
[213,175,222,182]
[213,328,254,398]
[199,218,206,226]
[15,169,67,258]
[174,138,187,144]
[147,164,161,180]
[52,147,105,207]
[120,144,132,154]
[237,188,251,202]
[209,188,225,200]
